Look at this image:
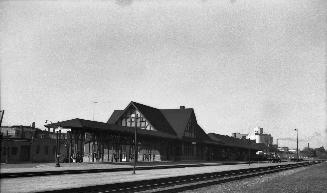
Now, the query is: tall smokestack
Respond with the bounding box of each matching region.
[308,143,309,149]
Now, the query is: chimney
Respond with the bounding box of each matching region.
[308,143,310,149]
[180,106,185,110]
[32,122,35,128]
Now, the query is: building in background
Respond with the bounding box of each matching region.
[247,127,273,147]
[0,124,66,163]
[231,133,248,139]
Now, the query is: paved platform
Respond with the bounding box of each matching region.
[0,162,292,193]
[0,161,247,174]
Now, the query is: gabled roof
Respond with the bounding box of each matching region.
[107,101,178,136]
[131,102,177,136]
[107,101,211,141]
[107,110,124,124]
[160,108,193,138]
[161,109,210,142]
[194,123,212,142]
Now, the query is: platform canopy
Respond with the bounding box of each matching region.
[44,118,178,140]
[207,133,261,151]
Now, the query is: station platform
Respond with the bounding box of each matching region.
[0,161,248,175]
[0,162,292,193]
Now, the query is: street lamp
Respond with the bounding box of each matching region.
[132,114,139,175]
[294,128,299,161]
[55,130,61,167]
[92,101,98,121]
[45,120,61,167]
[248,138,251,166]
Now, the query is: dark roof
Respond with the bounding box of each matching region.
[160,108,193,138]
[131,102,177,136]
[195,123,212,142]
[45,118,111,130]
[45,118,177,139]
[107,110,124,124]
[107,102,211,141]
[207,133,259,150]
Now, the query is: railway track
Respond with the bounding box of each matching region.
[39,161,323,193]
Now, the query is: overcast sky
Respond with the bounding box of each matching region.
[1,0,326,149]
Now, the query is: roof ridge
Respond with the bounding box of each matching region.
[160,108,193,110]
[131,101,178,136]
[131,101,159,110]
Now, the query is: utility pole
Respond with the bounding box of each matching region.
[296,129,298,161]
[92,101,98,121]
[248,138,251,166]
[0,110,4,127]
[55,130,60,167]
[133,114,138,174]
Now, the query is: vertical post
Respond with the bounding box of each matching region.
[81,131,84,163]
[68,131,71,163]
[59,129,61,157]
[92,101,98,121]
[295,128,299,161]
[6,130,9,163]
[133,114,138,175]
[55,130,60,167]
[92,133,95,162]
[88,136,91,162]
[248,138,251,166]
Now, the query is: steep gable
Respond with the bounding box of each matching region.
[160,108,193,138]
[106,101,210,141]
[132,102,177,136]
[161,109,210,141]
[107,110,124,124]
[107,101,177,136]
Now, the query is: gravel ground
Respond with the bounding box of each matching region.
[182,162,327,193]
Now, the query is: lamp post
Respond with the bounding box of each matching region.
[248,138,251,166]
[55,130,60,167]
[294,128,299,161]
[92,101,98,121]
[133,114,138,175]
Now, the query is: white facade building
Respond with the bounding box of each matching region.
[247,127,273,146]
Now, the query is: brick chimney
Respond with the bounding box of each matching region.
[180,106,185,109]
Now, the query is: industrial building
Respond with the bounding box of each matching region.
[247,127,273,147]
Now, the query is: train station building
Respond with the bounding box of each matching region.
[45,101,260,163]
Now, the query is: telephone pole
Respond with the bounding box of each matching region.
[294,129,299,161]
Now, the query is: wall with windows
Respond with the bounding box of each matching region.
[118,106,157,131]
[1,138,65,163]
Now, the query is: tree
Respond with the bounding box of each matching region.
[301,147,316,158]
[314,146,327,159]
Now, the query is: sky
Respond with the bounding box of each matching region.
[1,0,326,149]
